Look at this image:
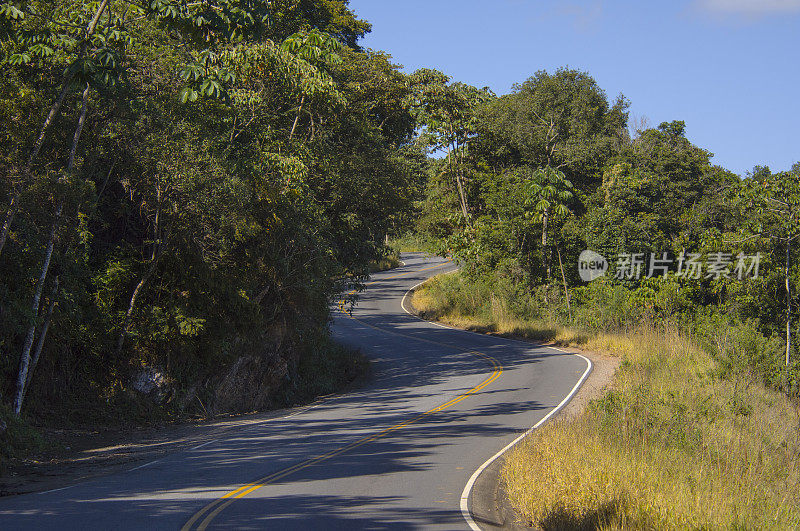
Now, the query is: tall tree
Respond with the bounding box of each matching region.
[480,68,628,192]
[524,166,575,281]
[736,167,800,365]
[409,69,494,224]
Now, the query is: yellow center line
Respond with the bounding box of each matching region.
[182,259,502,530]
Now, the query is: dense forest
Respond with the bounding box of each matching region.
[413,68,800,396]
[0,0,429,427]
[404,66,800,528]
[1,0,798,453]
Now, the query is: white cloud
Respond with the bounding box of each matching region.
[699,0,800,13]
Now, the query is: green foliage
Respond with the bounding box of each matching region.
[409,69,494,153]
[410,69,495,224]
[476,68,628,191]
[282,333,368,405]
[0,402,55,460]
[524,166,574,222]
[388,232,440,254]
[0,0,416,422]
[412,65,799,396]
[1,0,129,88]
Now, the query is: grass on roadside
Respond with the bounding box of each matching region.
[411,271,587,344]
[413,274,800,529]
[370,252,402,273]
[279,337,370,406]
[388,232,441,254]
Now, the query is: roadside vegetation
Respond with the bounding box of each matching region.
[0,0,425,457]
[406,64,800,528]
[388,232,442,255]
[370,252,402,273]
[413,276,800,528]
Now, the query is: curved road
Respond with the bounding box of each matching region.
[0,254,590,530]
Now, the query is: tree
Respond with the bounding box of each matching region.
[0,0,127,258]
[409,69,494,224]
[524,166,574,281]
[2,1,423,419]
[480,68,628,192]
[3,0,275,415]
[582,121,720,262]
[267,0,371,47]
[736,167,800,366]
[280,29,344,139]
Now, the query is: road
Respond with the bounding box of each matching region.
[0,253,590,530]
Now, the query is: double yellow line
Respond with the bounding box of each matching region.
[182,260,503,530]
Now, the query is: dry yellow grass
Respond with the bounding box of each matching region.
[412,278,585,344]
[413,278,800,530]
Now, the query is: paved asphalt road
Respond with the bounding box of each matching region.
[0,253,590,530]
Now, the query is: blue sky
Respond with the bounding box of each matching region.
[348,0,800,176]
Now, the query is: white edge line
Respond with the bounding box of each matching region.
[128,458,163,472]
[38,484,75,495]
[190,439,218,451]
[459,354,592,530]
[400,279,429,315]
[396,263,594,531]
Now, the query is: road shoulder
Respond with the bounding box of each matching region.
[470,348,619,529]
[0,398,333,497]
[404,285,620,529]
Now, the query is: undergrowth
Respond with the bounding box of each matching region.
[388,232,441,254]
[0,403,58,472]
[280,338,370,405]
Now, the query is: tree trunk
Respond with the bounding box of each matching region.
[18,161,114,406]
[542,207,551,280]
[12,83,89,416]
[27,80,74,171]
[29,0,106,167]
[455,173,469,221]
[116,176,166,357]
[13,202,62,415]
[458,143,471,221]
[0,192,20,258]
[67,85,90,172]
[452,143,470,223]
[557,246,571,319]
[787,240,792,366]
[456,144,467,212]
[96,160,116,200]
[115,259,159,359]
[20,276,59,405]
[0,80,74,259]
[289,94,305,140]
[443,144,469,223]
[0,0,109,259]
